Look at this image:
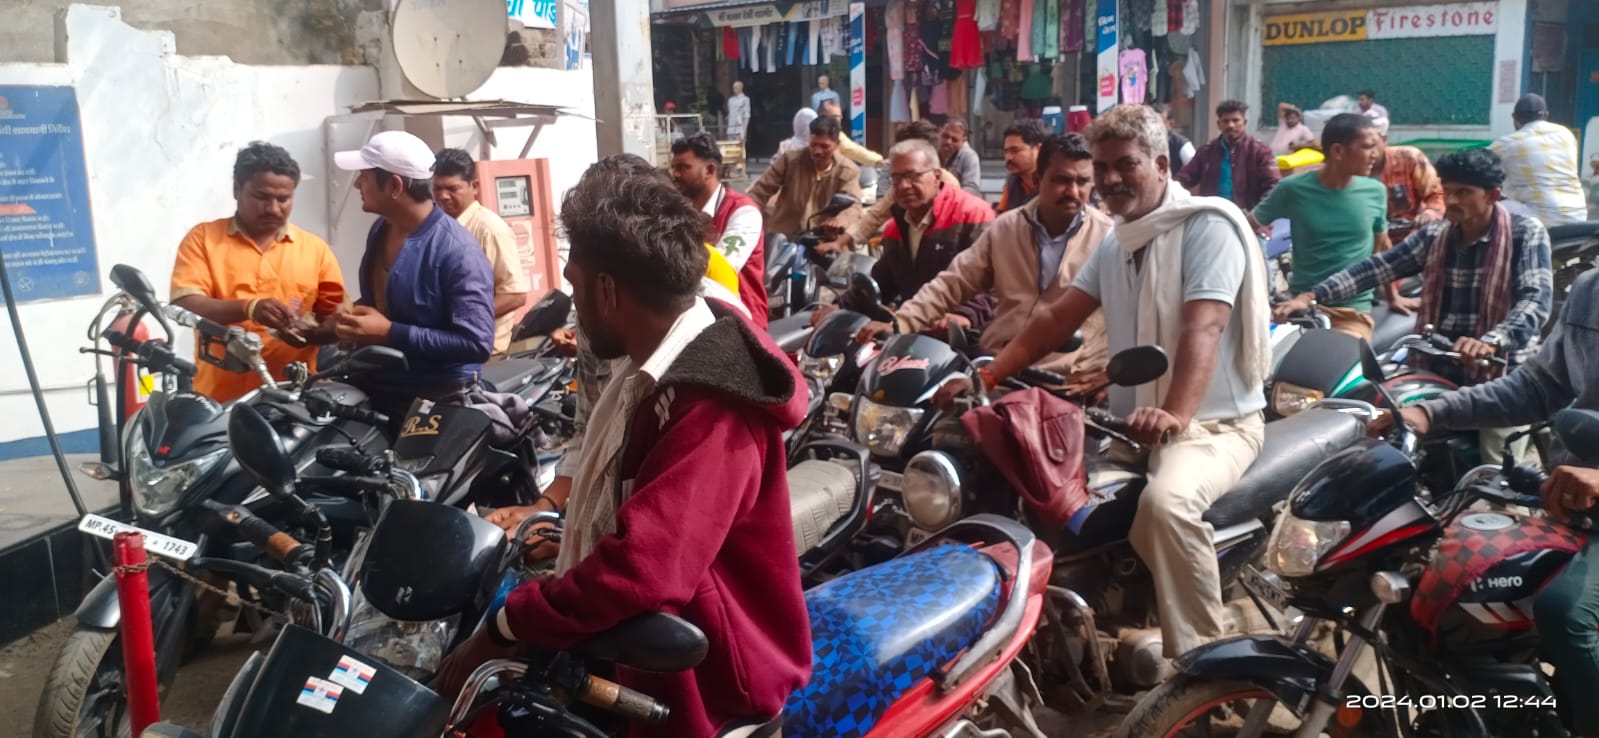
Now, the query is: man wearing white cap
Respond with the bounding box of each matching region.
[333,130,496,419]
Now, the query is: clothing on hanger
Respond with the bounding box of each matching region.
[1130,0,1154,33]
[1182,0,1199,35]
[973,66,988,113]
[888,0,907,79]
[948,73,970,117]
[1153,0,1169,36]
[1119,48,1147,104]
[1032,0,1059,61]
[977,0,1001,31]
[1184,45,1205,99]
[767,25,778,72]
[920,1,948,82]
[891,79,912,122]
[1061,0,1084,53]
[930,80,950,115]
[1016,0,1034,60]
[952,0,984,68]
[723,26,740,59]
[809,18,822,64]
[910,86,921,121]
[1001,0,1022,41]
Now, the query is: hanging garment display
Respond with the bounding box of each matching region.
[1153,0,1169,37]
[1031,0,1058,61]
[1020,63,1052,101]
[888,0,907,80]
[767,25,779,72]
[1120,48,1147,104]
[973,66,988,114]
[938,0,958,63]
[947,73,970,117]
[809,17,822,64]
[723,26,740,59]
[920,1,949,82]
[1016,0,1034,61]
[1182,0,1199,35]
[1001,0,1021,42]
[930,80,950,115]
[910,86,921,121]
[952,0,984,68]
[1062,0,1084,53]
[1131,0,1154,33]
[977,0,1000,31]
[891,79,912,122]
[1167,0,1184,33]
[784,22,798,66]
[1184,46,1205,99]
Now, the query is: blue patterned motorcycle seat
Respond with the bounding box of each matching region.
[782,544,1004,738]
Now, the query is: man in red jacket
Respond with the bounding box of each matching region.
[670,132,769,325]
[437,164,811,737]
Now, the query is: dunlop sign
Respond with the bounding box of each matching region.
[1263,11,1367,46]
[1265,3,1497,46]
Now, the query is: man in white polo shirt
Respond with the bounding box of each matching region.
[944,105,1273,660]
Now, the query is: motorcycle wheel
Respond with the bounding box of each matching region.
[1118,676,1374,738]
[32,629,137,738]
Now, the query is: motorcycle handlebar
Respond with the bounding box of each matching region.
[579,674,669,726]
[314,446,381,475]
[199,499,310,567]
[298,475,394,499]
[103,329,197,377]
[1016,367,1066,387]
[304,391,389,428]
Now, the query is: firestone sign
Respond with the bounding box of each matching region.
[1264,2,1496,46]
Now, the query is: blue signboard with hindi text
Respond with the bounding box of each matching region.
[0,86,100,303]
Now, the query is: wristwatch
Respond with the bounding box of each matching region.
[1480,331,1503,350]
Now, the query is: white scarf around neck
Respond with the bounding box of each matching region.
[1111,179,1271,415]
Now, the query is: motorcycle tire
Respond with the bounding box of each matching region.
[33,628,143,738]
[1117,675,1376,738]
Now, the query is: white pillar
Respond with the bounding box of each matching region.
[1490,0,1528,138]
[590,0,657,158]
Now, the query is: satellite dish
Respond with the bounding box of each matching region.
[391,0,508,99]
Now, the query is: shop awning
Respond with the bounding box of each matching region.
[653,0,858,27]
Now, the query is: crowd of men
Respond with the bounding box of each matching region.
[175,91,1599,736]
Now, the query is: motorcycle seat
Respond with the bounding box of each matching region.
[480,356,565,395]
[783,545,1001,738]
[767,311,816,356]
[1204,407,1365,529]
[787,459,859,556]
[1369,302,1416,356]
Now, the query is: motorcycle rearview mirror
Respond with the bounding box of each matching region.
[948,323,970,352]
[847,272,882,306]
[227,404,296,498]
[821,193,858,217]
[1105,346,1169,387]
[109,264,162,315]
[339,346,409,376]
[1553,408,1599,466]
[511,290,572,343]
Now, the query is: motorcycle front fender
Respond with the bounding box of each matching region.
[73,563,184,630]
[1172,634,1373,714]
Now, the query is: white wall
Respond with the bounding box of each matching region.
[0,5,599,445]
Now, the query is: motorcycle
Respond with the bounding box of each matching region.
[1120,347,1599,737]
[764,193,862,322]
[1547,220,1599,339]
[35,266,409,738]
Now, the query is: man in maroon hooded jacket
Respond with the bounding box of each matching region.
[437,164,812,737]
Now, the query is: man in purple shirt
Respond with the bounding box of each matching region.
[334,131,495,419]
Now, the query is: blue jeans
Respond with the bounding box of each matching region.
[1535,533,1599,734]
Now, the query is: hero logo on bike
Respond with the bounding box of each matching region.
[878,356,931,375]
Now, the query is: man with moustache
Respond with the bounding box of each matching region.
[1177,100,1280,212]
[854,133,1112,385]
[1259,113,1390,340]
[669,133,768,325]
[942,105,1272,660]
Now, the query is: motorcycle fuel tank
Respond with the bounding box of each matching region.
[1287,438,1419,527]
[857,334,966,407]
[142,391,226,461]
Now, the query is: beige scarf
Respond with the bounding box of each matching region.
[1111,180,1272,415]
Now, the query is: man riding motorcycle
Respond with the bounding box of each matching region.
[854,133,1112,388]
[438,162,810,738]
[1375,270,1599,738]
[941,105,1273,659]
[1277,148,1554,463]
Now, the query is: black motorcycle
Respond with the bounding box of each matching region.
[764,193,862,323]
[1121,347,1599,737]
[36,265,416,738]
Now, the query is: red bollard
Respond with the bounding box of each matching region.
[114,531,161,735]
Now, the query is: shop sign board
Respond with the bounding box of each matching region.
[1095,0,1117,113]
[1264,2,1496,46]
[701,0,848,28]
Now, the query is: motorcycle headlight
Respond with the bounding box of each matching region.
[344,592,460,681]
[1271,382,1324,417]
[1266,511,1351,578]
[125,423,228,517]
[853,398,923,457]
[903,451,962,531]
[798,351,843,382]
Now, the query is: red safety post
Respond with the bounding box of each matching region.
[114,531,161,735]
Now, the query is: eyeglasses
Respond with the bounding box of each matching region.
[891,169,936,184]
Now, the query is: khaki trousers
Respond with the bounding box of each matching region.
[1479,424,1533,466]
[1112,412,1266,657]
[1319,305,1375,341]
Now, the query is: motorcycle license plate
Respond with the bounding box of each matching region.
[78,514,198,562]
[1240,564,1290,615]
[878,471,903,492]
